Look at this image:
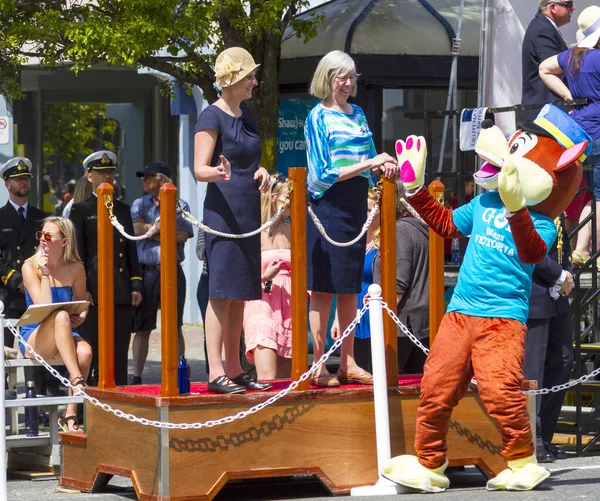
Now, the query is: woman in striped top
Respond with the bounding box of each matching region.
[304,50,398,387]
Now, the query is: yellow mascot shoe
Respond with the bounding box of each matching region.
[506,455,550,491]
[381,455,449,493]
[486,468,513,491]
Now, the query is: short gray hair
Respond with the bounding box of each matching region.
[156,173,172,184]
[308,50,358,100]
[539,0,553,12]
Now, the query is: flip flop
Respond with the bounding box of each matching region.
[58,415,80,433]
[572,250,589,267]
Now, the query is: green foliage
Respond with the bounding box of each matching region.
[0,0,322,170]
[43,103,118,165]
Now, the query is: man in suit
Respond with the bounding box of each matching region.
[524,215,574,463]
[69,150,143,386]
[522,0,575,120]
[0,157,47,394]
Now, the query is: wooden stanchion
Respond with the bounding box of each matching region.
[428,181,445,345]
[97,183,115,390]
[379,177,398,386]
[289,168,309,391]
[160,183,178,397]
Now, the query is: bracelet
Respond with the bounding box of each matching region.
[263,280,273,294]
[41,273,50,277]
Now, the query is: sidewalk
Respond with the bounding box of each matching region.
[131,317,209,384]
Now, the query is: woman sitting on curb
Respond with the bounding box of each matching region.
[20,216,91,433]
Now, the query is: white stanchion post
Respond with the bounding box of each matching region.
[0,301,7,501]
[350,285,400,496]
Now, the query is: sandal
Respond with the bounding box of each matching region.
[70,375,87,392]
[337,368,374,385]
[58,415,80,433]
[207,375,246,394]
[572,250,589,267]
[310,373,340,388]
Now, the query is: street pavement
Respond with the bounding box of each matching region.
[6,318,600,500]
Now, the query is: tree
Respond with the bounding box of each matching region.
[43,103,118,164]
[0,0,321,171]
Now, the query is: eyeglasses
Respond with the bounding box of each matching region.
[551,1,574,9]
[335,75,357,83]
[36,231,56,242]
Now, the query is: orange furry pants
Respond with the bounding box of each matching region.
[415,312,534,469]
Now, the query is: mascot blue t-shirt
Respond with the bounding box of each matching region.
[449,191,556,325]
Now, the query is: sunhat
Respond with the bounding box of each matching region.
[214,47,260,88]
[577,6,600,48]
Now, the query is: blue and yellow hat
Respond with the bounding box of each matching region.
[534,104,592,162]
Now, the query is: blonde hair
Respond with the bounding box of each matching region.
[309,50,358,100]
[368,188,380,249]
[26,216,81,269]
[261,174,288,224]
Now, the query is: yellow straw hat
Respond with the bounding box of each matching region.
[215,47,260,88]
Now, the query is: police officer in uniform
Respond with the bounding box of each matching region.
[69,151,142,386]
[0,157,47,393]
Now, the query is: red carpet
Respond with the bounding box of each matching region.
[117,374,423,397]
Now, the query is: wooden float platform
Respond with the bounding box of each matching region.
[59,376,511,500]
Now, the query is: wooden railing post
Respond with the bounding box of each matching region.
[289,168,309,391]
[97,183,115,390]
[160,183,179,397]
[380,177,398,386]
[428,181,445,345]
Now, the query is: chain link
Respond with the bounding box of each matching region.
[381,303,599,396]
[105,196,160,241]
[5,302,367,429]
[8,296,595,430]
[178,181,292,240]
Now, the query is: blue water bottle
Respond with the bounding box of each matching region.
[25,381,39,437]
[451,238,461,265]
[177,356,191,395]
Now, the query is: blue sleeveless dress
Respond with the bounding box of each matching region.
[19,286,81,356]
[355,248,378,340]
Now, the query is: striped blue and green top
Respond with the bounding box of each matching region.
[304,103,377,199]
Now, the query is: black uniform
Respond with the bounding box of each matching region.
[69,195,142,385]
[0,202,47,345]
[524,216,573,455]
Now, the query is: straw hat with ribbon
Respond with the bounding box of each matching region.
[215,47,260,88]
[577,6,600,48]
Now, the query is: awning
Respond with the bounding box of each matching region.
[281,0,482,87]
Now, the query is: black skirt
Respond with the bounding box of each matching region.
[307,176,368,294]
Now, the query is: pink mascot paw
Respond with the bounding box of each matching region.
[396,136,427,191]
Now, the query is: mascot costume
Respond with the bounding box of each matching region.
[382,104,590,492]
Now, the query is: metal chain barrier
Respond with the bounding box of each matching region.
[522,366,600,395]
[381,302,599,396]
[178,180,293,239]
[105,196,160,241]
[6,302,367,430]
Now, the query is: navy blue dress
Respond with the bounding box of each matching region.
[194,105,262,300]
[307,176,368,294]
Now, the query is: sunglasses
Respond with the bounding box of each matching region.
[36,231,57,242]
[551,1,574,8]
[271,174,287,190]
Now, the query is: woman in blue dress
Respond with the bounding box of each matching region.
[305,50,398,387]
[194,47,271,394]
[20,217,91,433]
